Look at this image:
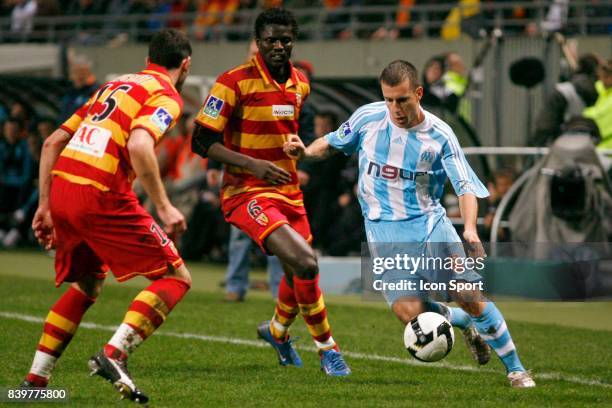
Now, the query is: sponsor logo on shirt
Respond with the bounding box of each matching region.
[66,124,111,158]
[366,160,428,181]
[203,95,224,119]
[150,107,173,133]
[272,105,295,117]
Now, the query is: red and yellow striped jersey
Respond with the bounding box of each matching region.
[195,52,310,212]
[53,63,183,194]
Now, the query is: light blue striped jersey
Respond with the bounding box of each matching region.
[325,102,488,222]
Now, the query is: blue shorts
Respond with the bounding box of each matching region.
[365,215,483,306]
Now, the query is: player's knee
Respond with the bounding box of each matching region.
[293,253,318,280]
[73,278,104,298]
[169,264,192,288]
[392,299,423,324]
[456,300,485,316]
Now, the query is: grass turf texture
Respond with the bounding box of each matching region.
[0,250,610,407]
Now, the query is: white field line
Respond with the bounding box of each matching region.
[1,311,610,389]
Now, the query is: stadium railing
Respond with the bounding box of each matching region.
[1,1,610,44]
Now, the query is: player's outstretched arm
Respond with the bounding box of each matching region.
[284,135,336,162]
[128,128,186,235]
[192,123,292,185]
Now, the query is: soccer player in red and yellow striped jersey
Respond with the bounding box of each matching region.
[22,29,194,402]
[192,8,350,376]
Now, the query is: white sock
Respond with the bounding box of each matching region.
[29,350,57,379]
[108,323,144,356]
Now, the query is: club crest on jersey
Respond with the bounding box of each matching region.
[420,150,435,163]
[203,95,224,119]
[247,199,269,226]
[150,107,173,133]
[339,121,351,139]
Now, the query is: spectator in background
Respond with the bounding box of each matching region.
[482,168,516,242]
[10,0,37,42]
[177,115,229,264]
[302,111,349,249]
[147,0,172,34]
[36,117,56,140]
[531,53,601,146]
[128,0,156,42]
[168,0,192,30]
[585,59,612,149]
[442,52,470,121]
[9,101,32,135]
[324,164,364,256]
[33,0,61,41]
[193,0,240,41]
[421,53,470,122]
[0,104,7,123]
[0,117,33,247]
[59,56,99,122]
[322,0,364,40]
[67,0,108,44]
[421,55,448,109]
[371,0,423,40]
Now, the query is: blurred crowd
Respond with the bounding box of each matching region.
[1,41,611,258]
[2,0,610,43]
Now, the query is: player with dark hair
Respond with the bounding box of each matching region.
[21,28,193,403]
[192,8,350,376]
[285,60,535,388]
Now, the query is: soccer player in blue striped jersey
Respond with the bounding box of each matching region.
[284,60,535,388]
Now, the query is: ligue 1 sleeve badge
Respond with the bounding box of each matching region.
[203,95,224,119]
[247,199,269,226]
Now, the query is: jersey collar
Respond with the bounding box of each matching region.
[253,52,298,90]
[387,108,431,136]
[142,63,176,90]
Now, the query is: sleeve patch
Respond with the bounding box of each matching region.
[340,121,351,138]
[202,95,225,119]
[150,107,173,133]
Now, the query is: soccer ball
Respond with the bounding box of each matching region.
[404,312,454,362]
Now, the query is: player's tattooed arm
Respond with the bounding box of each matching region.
[284,135,337,162]
[192,123,291,185]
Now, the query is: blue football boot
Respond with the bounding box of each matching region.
[257,321,303,367]
[319,349,351,376]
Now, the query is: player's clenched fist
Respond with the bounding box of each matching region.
[157,204,187,235]
[32,206,56,250]
[283,135,305,160]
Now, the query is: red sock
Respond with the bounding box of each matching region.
[293,275,337,350]
[105,278,190,358]
[27,286,95,385]
[269,276,298,340]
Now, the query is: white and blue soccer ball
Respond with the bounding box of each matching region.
[404,312,455,362]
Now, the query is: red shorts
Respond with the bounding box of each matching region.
[225,194,312,254]
[50,176,183,286]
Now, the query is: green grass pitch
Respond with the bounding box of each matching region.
[0,250,610,407]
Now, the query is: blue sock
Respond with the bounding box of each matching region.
[423,302,472,329]
[448,307,472,329]
[471,302,525,373]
